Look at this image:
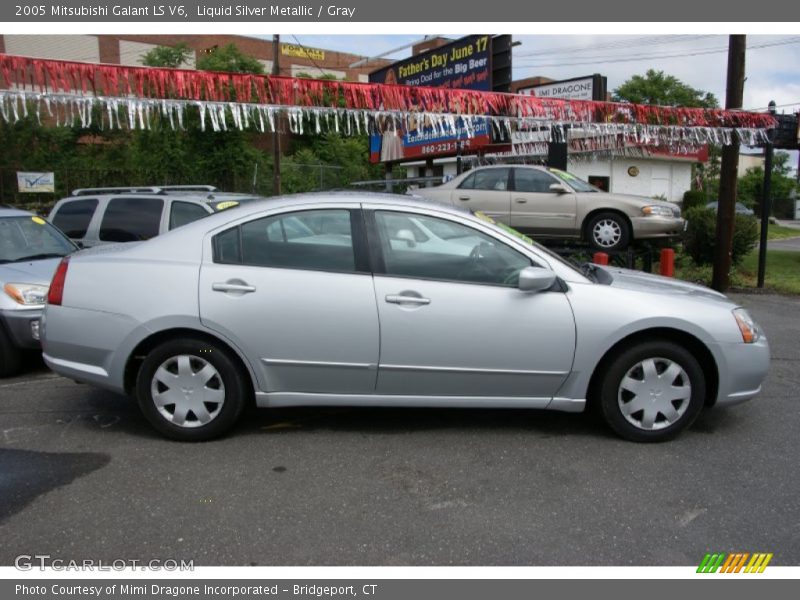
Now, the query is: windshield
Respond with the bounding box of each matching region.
[548,168,600,193]
[0,216,76,263]
[472,212,584,277]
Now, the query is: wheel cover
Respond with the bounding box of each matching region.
[592,219,622,248]
[617,357,692,431]
[151,355,225,428]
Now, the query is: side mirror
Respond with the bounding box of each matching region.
[518,266,557,293]
[549,183,570,194]
[394,229,417,248]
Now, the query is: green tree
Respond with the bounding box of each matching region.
[196,44,264,74]
[141,43,192,68]
[613,69,718,108]
[737,152,798,218]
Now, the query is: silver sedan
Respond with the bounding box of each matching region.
[41,193,769,442]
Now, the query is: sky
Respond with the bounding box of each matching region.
[290,34,800,114]
[289,34,800,170]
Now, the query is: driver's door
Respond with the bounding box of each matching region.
[510,168,578,234]
[368,209,576,399]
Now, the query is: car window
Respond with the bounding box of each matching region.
[215,209,356,272]
[169,201,210,230]
[99,197,164,242]
[374,211,530,286]
[514,169,560,193]
[0,216,75,263]
[458,168,510,191]
[51,198,98,238]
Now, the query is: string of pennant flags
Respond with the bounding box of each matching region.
[0,53,779,149]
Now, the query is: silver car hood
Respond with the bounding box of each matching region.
[0,257,62,286]
[599,266,730,303]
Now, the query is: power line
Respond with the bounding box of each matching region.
[515,37,800,70]
[514,35,716,58]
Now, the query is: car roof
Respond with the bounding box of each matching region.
[0,207,34,218]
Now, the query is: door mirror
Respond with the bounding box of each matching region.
[394,229,417,248]
[549,183,571,194]
[518,266,557,293]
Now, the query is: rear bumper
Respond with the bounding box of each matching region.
[0,307,43,349]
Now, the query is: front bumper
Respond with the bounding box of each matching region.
[630,216,687,239]
[0,307,43,349]
[712,335,771,407]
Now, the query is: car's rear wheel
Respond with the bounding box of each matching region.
[586,212,630,252]
[135,338,247,441]
[598,340,705,442]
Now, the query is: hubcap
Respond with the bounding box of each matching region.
[593,219,622,248]
[151,355,225,428]
[617,357,691,431]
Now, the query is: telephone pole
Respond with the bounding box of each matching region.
[712,35,746,292]
[272,34,281,196]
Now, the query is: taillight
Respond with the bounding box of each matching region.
[47,257,70,306]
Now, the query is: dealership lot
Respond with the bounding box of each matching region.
[0,292,798,566]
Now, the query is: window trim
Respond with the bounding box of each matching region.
[364,209,532,289]
[211,207,371,276]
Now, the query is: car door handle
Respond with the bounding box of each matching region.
[514,198,528,204]
[212,282,256,293]
[385,294,431,305]
[458,196,471,201]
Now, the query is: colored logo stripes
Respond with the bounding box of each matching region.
[697,552,773,573]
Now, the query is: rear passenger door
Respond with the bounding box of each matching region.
[198,206,380,395]
[451,168,511,224]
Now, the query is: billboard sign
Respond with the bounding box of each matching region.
[17,172,55,193]
[518,74,607,101]
[369,35,494,163]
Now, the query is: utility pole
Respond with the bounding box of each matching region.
[272,34,281,196]
[757,101,777,288]
[712,35,746,292]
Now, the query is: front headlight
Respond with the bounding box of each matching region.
[642,205,674,217]
[3,283,49,306]
[733,308,759,343]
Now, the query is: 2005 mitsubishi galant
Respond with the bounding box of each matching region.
[41,193,769,442]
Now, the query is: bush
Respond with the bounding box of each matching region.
[682,190,708,212]
[682,206,759,266]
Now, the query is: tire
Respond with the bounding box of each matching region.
[586,212,630,252]
[598,340,705,442]
[135,338,248,441]
[0,326,22,378]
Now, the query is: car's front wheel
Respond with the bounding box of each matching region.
[598,340,705,442]
[586,212,630,252]
[135,338,248,441]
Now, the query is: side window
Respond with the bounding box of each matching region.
[99,197,164,242]
[513,169,560,193]
[458,168,510,191]
[215,209,356,272]
[51,198,98,238]
[170,201,210,230]
[374,211,530,286]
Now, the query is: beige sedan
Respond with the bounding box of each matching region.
[415,165,685,251]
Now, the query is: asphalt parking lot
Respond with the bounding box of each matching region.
[0,292,798,566]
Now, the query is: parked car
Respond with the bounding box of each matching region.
[413,165,686,251]
[705,200,755,216]
[49,186,263,247]
[0,207,77,376]
[41,193,768,442]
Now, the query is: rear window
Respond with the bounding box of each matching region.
[51,198,98,238]
[170,201,210,230]
[99,197,164,242]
